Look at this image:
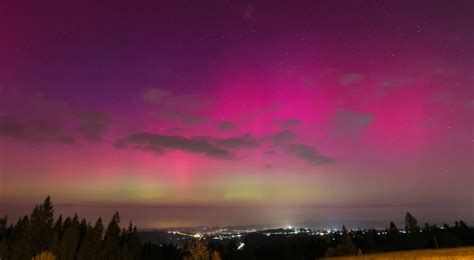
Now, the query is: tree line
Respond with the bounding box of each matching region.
[0,196,140,260]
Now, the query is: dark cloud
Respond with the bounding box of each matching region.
[0,116,75,144]
[216,134,258,148]
[330,110,374,138]
[270,129,331,165]
[273,130,297,145]
[76,112,112,142]
[285,144,331,165]
[115,132,261,158]
[191,134,258,149]
[218,121,237,131]
[283,119,301,128]
[114,133,234,159]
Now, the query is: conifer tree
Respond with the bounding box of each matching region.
[336,225,359,256]
[78,217,104,260]
[118,221,141,260]
[103,212,121,260]
[92,218,104,258]
[388,222,398,234]
[0,238,8,259]
[0,216,7,240]
[124,222,140,260]
[11,215,31,260]
[29,196,55,255]
[58,214,80,259]
[405,212,419,232]
[49,215,63,255]
[77,225,94,260]
[459,220,468,229]
[423,222,430,231]
[0,216,8,258]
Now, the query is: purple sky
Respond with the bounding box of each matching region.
[0,0,473,228]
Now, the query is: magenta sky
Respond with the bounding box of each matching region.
[0,1,473,228]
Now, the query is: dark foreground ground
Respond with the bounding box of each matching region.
[324,246,474,260]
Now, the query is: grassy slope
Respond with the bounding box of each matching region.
[324,246,474,260]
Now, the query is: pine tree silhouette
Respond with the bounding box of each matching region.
[405,212,419,233]
[103,212,121,260]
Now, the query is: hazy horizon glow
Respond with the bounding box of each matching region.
[0,1,473,228]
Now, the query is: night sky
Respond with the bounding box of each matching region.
[1,1,473,228]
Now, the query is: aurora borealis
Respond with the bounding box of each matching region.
[0,1,473,228]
